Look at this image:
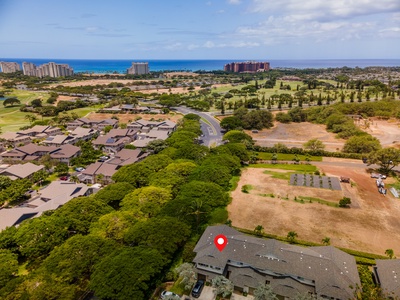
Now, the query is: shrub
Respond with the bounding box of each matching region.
[339,197,351,207]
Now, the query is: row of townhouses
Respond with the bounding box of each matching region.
[194,225,400,300]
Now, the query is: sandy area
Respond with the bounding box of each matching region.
[361,118,400,148]
[248,122,346,152]
[228,162,400,255]
[85,112,183,124]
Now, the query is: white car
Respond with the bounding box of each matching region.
[160,290,180,299]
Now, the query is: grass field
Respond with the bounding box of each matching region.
[257,152,322,162]
[0,89,104,132]
[249,163,317,172]
[0,90,50,132]
[262,170,295,180]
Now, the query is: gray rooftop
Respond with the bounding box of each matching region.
[194,225,360,299]
[375,259,400,298]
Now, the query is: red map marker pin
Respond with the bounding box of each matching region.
[214,234,228,252]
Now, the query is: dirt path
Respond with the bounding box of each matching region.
[228,162,400,255]
[363,119,400,148]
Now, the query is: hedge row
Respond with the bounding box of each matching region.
[253,145,363,159]
[234,227,386,266]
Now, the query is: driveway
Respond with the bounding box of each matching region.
[191,286,215,300]
[230,292,254,300]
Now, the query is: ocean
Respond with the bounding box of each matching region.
[0,58,399,73]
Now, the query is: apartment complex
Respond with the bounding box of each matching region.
[0,61,21,73]
[194,225,361,299]
[22,62,74,77]
[127,62,149,75]
[224,61,270,73]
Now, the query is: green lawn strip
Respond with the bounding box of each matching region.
[235,227,386,266]
[249,163,317,172]
[229,176,240,191]
[200,117,212,126]
[69,104,104,117]
[298,196,339,208]
[262,170,295,180]
[256,152,322,162]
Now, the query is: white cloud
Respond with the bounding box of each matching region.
[250,0,400,21]
[227,0,241,4]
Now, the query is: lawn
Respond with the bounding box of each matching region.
[68,104,104,118]
[263,170,295,180]
[249,163,317,172]
[257,152,322,162]
[0,90,51,132]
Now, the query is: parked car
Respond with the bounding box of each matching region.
[59,176,69,181]
[160,290,180,299]
[75,167,85,172]
[191,280,204,298]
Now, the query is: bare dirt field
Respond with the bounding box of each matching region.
[361,118,400,148]
[85,112,183,124]
[247,122,346,152]
[228,162,400,255]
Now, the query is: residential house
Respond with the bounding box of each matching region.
[0,144,80,165]
[128,119,177,132]
[0,181,95,231]
[66,118,118,131]
[193,225,360,300]
[92,129,138,154]
[43,127,97,146]
[0,162,45,180]
[42,134,75,147]
[78,149,148,184]
[374,259,400,299]
[49,144,81,165]
[79,162,119,184]
[0,132,32,147]
[106,148,148,166]
[17,125,62,138]
[132,129,169,149]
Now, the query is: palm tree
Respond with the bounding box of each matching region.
[254,284,278,300]
[187,200,207,230]
[322,237,331,246]
[287,231,298,244]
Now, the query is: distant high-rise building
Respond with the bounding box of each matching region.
[127,62,149,75]
[224,61,270,73]
[0,62,21,73]
[22,62,73,78]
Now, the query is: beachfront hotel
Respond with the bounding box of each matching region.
[127,62,149,75]
[224,61,270,73]
[0,61,21,73]
[22,62,74,78]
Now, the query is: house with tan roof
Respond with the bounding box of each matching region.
[78,148,147,184]
[1,144,80,165]
[0,132,32,147]
[0,162,45,180]
[92,129,138,154]
[66,118,118,131]
[0,181,95,231]
[193,225,360,299]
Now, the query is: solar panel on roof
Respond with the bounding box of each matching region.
[106,138,115,144]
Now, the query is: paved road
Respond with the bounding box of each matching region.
[173,106,224,147]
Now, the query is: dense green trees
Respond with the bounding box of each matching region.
[220,116,243,131]
[0,114,243,299]
[89,247,167,300]
[223,130,253,144]
[343,135,381,153]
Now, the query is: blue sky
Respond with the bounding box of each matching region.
[0,0,399,59]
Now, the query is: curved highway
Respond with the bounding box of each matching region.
[173,106,224,147]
